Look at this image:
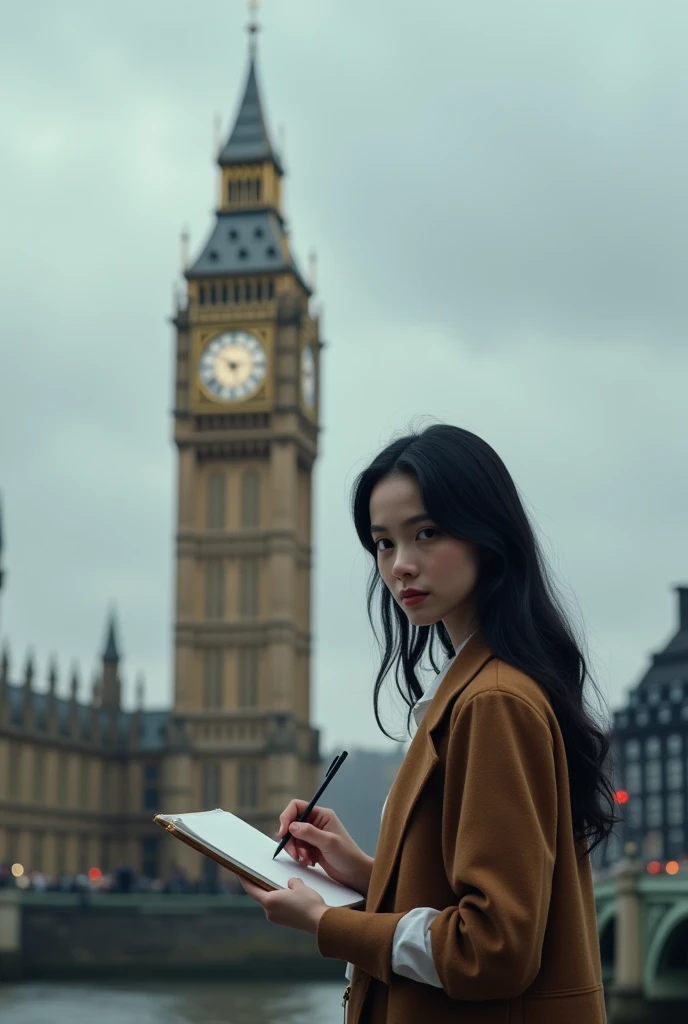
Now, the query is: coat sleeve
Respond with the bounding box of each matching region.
[317,684,558,997]
[428,688,557,999]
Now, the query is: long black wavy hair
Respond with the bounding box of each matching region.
[351,423,617,855]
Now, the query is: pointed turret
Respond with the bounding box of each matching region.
[100,610,121,709]
[185,9,310,293]
[103,612,120,664]
[218,53,282,172]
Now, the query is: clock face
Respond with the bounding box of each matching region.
[301,344,316,409]
[199,330,267,403]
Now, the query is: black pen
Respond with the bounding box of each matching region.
[272,750,348,860]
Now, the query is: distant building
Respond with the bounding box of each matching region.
[602,586,688,869]
[0,20,321,883]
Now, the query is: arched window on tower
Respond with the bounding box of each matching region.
[203,650,223,709]
[202,762,221,809]
[209,284,217,305]
[198,285,206,305]
[207,473,226,529]
[238,762,259,809]
[205,562,225,619]
[238,649,259,708]
[241,471,260,527]
[240,560,259,619]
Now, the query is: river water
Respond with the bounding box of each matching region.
[0,981,345,1024]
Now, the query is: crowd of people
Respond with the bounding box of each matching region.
[0,862,248,895]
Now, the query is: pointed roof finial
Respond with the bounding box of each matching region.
[218,5,281,171]
[48,656,58,693]
[135,673,145,710]
[180,226,190,271]
[103,610,121,664]
[247,0,260,57]
[24,650,35,687]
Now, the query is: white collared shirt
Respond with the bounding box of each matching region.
[345,633,475,990]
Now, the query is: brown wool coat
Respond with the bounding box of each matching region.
[316,634,606,1024]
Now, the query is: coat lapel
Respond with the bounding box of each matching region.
[366,633,494,914]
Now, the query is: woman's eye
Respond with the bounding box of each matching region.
[375,538,392,552]
[417,527,438,540]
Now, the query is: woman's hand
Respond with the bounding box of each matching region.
[277,800,374,896]
[239,876,328,934]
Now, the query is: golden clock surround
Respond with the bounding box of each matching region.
[190,323,275,413]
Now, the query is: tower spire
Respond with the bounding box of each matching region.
[103,610,120,664]
[217,2,280,171]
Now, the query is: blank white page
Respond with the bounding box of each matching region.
[159,808,364,907]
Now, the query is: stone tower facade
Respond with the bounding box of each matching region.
[163,31,322,874]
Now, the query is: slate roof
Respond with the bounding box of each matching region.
[218,55,282,171]
[634,586,688,689]
[5,683,170,751]
[186,209,310,293]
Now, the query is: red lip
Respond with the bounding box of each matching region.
[400,589,429,606]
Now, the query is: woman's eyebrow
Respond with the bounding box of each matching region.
[370,513,431,534]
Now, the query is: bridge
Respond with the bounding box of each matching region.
[596,854,688,1022]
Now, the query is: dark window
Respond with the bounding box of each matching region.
[210,284,217,304]
[142,763,160,812]
[238,248,248,260]
[228,181,237,202]
[31,831,45,872]
[233,283,241,302]
[6,828,19,866]
[101,761,111,810]
[256,281,263,301]
[245,282,253,301]
[221,282,228,303]
[205,562,224,618]
[256,178,262,200]
[207,473,226,529]
[240,561,259,619]
[198,285,206,305]
[58,754,68,806]
[266,245,277,258]
[55,833,67,875]
[9,743,20,797]
[241,471,260,527]
[202,762,221,809]
[78,834,90,873]
[238,763,258,809]
[254,226,264,239]
[229,228,239,241]
[238,649,259,708]
[79,758,89,808]
[267,280,275,299]
[203,651,223,709]
[141,837,160,879]
[208,250,218,262]
[33,749,45,802]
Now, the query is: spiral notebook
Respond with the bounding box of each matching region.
[154,808,364,907]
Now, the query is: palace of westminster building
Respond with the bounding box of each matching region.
[2,22,688,884]
[0,25,322,883]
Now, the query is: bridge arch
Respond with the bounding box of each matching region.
[597,904,616,988]
[644,900,688,1000]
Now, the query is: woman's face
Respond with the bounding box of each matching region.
[369,472,479,646]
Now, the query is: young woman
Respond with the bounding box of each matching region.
[241,424,614,1024]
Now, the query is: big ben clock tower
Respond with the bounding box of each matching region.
[163,11,322,874]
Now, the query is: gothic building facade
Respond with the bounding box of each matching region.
[601,586,688,870]
[0,27,322,882]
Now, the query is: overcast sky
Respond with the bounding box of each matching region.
[1,0,687,754]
